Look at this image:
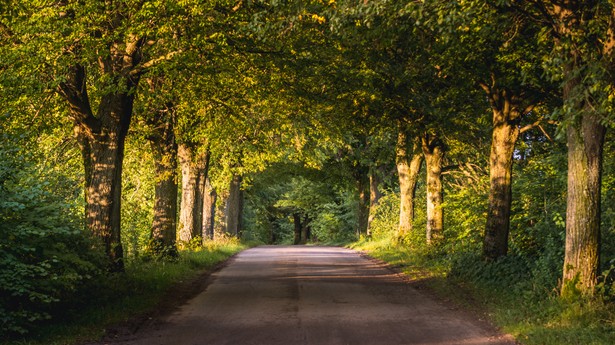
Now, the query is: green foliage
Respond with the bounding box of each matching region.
[6,241,248,345]
[243,162,358,244]
[0,130,104,336]
[366,193,400,240]
[309,189,357,243]
[121,135,156,259]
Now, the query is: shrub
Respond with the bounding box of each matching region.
[0,133,105,336]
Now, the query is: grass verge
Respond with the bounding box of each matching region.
[5,239,250,345]
[350,238,615,345]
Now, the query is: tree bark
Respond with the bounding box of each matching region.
[178,145,207,245]
[366,167,383,236]
[396,124,423,241]
[301,215,312,244]
[422,133,445,244]
[225,174,243,236]
[55,21,146,271]
[293,213,302,245]
[481,85,524,260]
[83,96,131,271]
[202,177,217,242]
[544,1,606,296]
[59,63,138,272]
[148,109,178,257]
[563,112,605,294]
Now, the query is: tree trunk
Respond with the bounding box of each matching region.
[72,93,134,272]
[293,213,302,245]
[202,177,216,242]
[481,87,522,260]
[396,125,423,241]
[148,110,178,257]
[483,110,520,259]
[58,59,140,271]
[178,145,207,245]
[266,208,278,244]
[546,2,606,296]
[366,167,383,236]
[562,112,605,294]
[301,215,311,244]
[422,133,445,244]
[225,174,243,236]
[356,168,370,237]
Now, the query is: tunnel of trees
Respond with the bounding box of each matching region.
[1,0,614,337]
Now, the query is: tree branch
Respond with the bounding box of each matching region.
[519,116,543,133]
[538,124,553,141]
[130,50,183,77]
[57,64,100,133]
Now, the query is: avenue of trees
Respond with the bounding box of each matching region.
[1,0,614,337]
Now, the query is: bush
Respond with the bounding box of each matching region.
[367,193,400,240]
[0,132,105,336]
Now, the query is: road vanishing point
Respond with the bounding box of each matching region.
[108,246,516,345]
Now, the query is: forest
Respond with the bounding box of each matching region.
[0,0,614,344]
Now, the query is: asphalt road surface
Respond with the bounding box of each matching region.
[112,246,516,345]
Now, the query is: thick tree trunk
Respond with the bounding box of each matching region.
[178,145,207,245]
[356,168,370,237]
[55,25,145,271]
[292,213,302,245]
[396,125,423,241]
[547,3,606,296]
[483,106,520,260]
[202,177,216,242]
[366,167,383,236]
[59,60,140,271]
[73,93,134,272]
[148,111,178,257]
[563,113,605,294]
[225,174,243,236]
[477,82,532,261]
[422,133,445,244]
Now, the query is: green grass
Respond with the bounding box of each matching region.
[351,238,615,345]
[4,239,249,345]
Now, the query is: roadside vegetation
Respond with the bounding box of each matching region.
[3,237,249,345]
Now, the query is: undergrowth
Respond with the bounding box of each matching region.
[2,239,249,345]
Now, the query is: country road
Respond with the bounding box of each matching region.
[105,246,516,345]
